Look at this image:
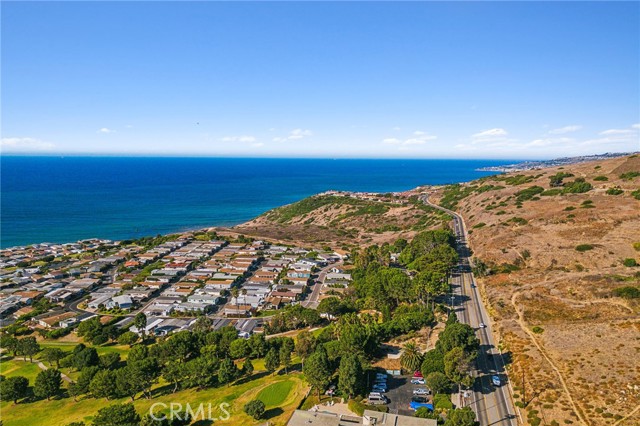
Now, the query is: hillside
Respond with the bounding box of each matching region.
[233,193,452,248]
[429,155,640,426]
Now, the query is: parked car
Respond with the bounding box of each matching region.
[372,384,388,393]
[376,373,388,379]
[492,375,501,386]
[368,394,388,405]
[413,371,423,378]
[409,396,434,411]
[412,388,430,395]
[411,378,426,385]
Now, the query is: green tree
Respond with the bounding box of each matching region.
[229,338,250,359]
[279,344,292,374]
[421,350,445,377]
[436,322,479,355]
[41,347,67,368]
[444,407,476,426]
[426,371,451,394]
[127,344,149,363]
[0,334,19,356]
[93,403,141,426]
[295,330,316,369]
[164,331,197,363]
[116,358,159,400]
[317,297,344,317]
[186,354,220,389]
[34,368,62,400]
[444,347,475,390]
[265,347,280,374]
[192,316,213,334]
[242,358,254,377]
[338,353,364,398]
[303,346,332,398]
[0,376,29,404]
[400,342,424,373]
[90,369,118,400]
[117,331,139,347]
[69,365,100,401]
[218,357,238,387]
[134,312,147,341]
[99,352,121,370]
[244,399,266,420]
[18,336,40,361]
[162,361,186,393]
[71,345,99,371]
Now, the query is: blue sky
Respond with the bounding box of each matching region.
[2,1,639,159]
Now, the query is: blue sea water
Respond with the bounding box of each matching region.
[1,156,514,248]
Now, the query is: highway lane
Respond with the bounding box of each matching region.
[422,195,519,426]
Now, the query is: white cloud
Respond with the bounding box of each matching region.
[1,137,55,152]
[221,135,257,143]
[97,128,114,134]
[251,142,265,148]
[273,129,313,142]
[632,123,640,130]
[472,128,508,139]
[526,137,575,148]
[599,129,633,136]
[549,125,582,134]
[126,124,134,129]
[382,138,402,145]
[382,131,437,147]
[392,126,401,131]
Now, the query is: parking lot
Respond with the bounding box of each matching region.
[369,374,432,416]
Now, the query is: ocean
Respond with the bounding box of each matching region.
[1,156,514,248]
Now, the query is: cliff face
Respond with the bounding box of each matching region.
[430,155,640,426]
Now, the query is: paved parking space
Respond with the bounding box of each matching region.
[369,374,428,417]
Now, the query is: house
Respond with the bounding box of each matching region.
[223,304,254,317]
[287,410,436,426]
[88,294,112,309]
[35,311,77,329]
[107,295,133,309]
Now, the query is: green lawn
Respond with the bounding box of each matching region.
[0,358,42,383]
[257,380,296,406]
[0,372,308,426]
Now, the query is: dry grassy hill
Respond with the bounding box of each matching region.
[429,154,640,426]
[233,194,451,248]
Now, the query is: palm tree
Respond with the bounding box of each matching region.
[400,342,423,373]
[241,288,247,306]
[231,288,240,306]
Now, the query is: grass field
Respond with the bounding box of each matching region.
[0,371,308,426]
[0,358,42,384]
[257,380,296,406]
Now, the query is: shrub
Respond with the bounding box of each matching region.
[633,242,640,252]
[244,400,266,420]
[622,258,638,267]
[541,189,562,196]
[612,286,640,299]
[508,217,528,226]
[575,244,594,252]
[632,189,640,200]
[606,187,624,195]
[620,171,640,180]
[564,206,576,211]
[562,178,593,194]
[593,175,608,181]
[515,186,545,202]
[433,393,453,410]
[472,222,486,229]
[532,326,544,334]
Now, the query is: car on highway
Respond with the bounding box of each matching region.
[409,396,434,411]
[412,388,430,395]
[479,322,486,328]
[410,378,425,385]
[492,375,501,387]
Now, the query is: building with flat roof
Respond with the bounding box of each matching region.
[287,410,437,426]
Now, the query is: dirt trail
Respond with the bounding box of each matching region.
[510,291,589,426]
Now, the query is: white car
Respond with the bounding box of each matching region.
[479,322,486,328]
[410,378,425,385]
[412,388,430,395]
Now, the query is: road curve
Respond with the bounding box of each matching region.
[421,194,520,426]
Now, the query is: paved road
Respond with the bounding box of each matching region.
[301,261,343,309]
[421,194,519,426]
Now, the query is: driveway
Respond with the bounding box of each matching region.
[372,374,416,416]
